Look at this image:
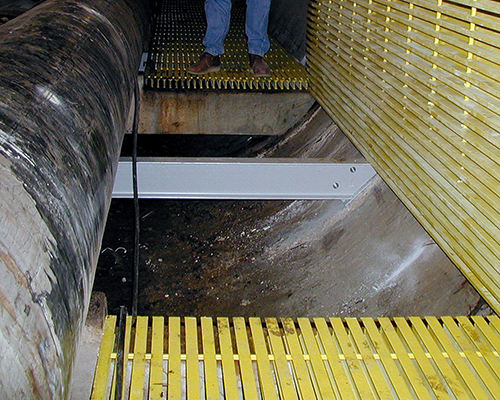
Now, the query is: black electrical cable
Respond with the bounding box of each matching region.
[114,305,127,400]
[131,79,140,323]
[114,77,140,400]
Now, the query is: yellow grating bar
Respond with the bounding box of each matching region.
[306,0,500,314]
[91,315,500,399]
[144,0,308,91]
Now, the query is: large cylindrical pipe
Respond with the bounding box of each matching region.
[0,0,147,397]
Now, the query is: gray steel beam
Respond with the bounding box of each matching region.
[113,158,376,200]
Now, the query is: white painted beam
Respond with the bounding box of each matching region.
[113,158,376,200]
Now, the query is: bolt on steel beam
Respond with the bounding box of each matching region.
[113,157,376,200]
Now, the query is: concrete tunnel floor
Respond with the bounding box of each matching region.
[93,104,493,318]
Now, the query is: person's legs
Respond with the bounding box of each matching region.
[246,0,271,57]
[203,0,232,56]
[188,0,231,75]
[189,0,272,76]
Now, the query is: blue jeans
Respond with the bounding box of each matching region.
[203,0,271,57]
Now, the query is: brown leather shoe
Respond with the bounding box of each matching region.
[249,54,271,77]
[186,52,221,75]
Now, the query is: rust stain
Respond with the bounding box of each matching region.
[27,365,45,399]
[427,375,448,395]
[462,322,480,342]
[284,326,295,335]
[0,285,17,321]
[217,318,229,330]
[0,249,29,288]
[270,328,284,337]
[281,320,296,335]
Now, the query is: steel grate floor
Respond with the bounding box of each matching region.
[144,0,308,91]
[91,315,500,399]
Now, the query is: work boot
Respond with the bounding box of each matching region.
[249,54,271,77]
[186,52,221,75]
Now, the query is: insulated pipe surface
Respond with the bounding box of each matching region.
[0,0,146,398]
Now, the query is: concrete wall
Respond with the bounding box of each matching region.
[269,0,310,62]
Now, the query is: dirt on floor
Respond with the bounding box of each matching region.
[95,179,490,318]
[95,198,293,316]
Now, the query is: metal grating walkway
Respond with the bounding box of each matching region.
[144,0,308,91]
[91,315,500,399]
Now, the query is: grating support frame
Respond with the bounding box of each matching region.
[145,0,308,91]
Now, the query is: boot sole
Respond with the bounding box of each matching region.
[186,66,221,75]
[251,70,272,78]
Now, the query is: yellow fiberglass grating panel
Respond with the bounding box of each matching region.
[314,16,500,222]
[327,0,500,136]
[144,0,308,92]
[307,0,500,313]
[91,315,117,400]
[149,316,165,399]
[307,57,500,312]
[316,15,500,207]
[90,316,500,399]
[324,1,500,154]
